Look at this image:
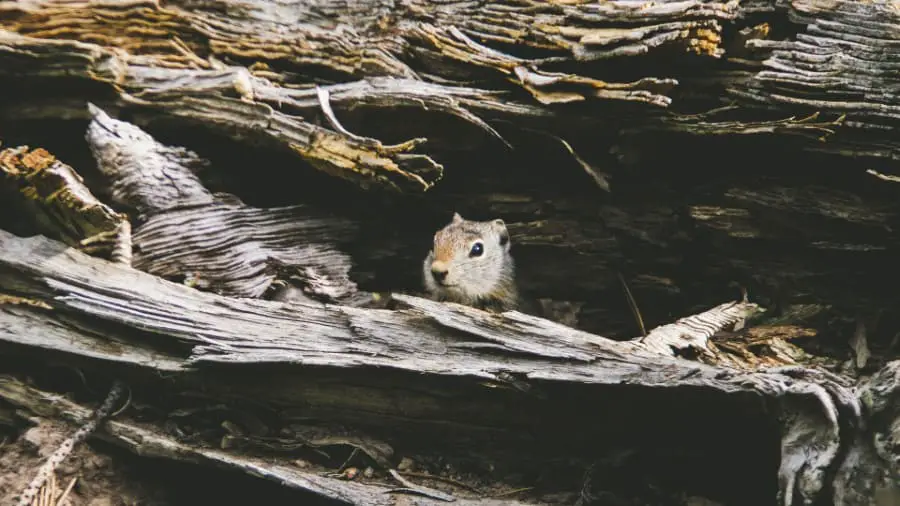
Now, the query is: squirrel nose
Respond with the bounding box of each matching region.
[431,263,448,283]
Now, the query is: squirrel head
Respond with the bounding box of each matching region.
[423,212,516,307]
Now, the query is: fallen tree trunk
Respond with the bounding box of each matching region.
[0,126,878,504]
[0,228,878,506]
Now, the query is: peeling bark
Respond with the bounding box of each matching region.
[2,0,900,504]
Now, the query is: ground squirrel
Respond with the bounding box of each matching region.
[422,212,518,311]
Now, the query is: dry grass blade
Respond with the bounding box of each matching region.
[397,471,482,494]
[387,469,456,502]
[490,486,534,498]
[618,272,646,337]
[55,476,77,506]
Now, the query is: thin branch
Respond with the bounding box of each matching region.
[17,381,127,506]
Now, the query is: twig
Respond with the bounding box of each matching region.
[515,126,609,191]
[110,384,132,418]
[490,486,533,498]
[17,380,126,506]
[386,469,456,502]
[398,471,481,494]
[888,331,900,352]
[574,462,596,506]
[337,447,359,473]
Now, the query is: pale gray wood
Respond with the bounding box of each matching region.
[2,1,900,504]
[2,2,900,329]
[0,230,874,505]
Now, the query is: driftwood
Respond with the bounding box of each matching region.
[1,0,900,505]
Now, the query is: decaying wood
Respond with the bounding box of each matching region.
[2,0,900,336]
[0,376,528,506]
[2,0,900,504]
[0,145,130,259]
[0,228,889,505]
[730,0,900,162]
[82,104,365,303]
[0,144,135,505]
[833,362,900,504]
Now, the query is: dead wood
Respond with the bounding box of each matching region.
[0,376,529,506]
[82,104,364,302]
[1,1,898,334]
[0,228,881,505]
[1,0,900,505]
[0,145,127,254]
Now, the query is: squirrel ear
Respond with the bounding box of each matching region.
[451,212,464,224]
[493,219,510,247]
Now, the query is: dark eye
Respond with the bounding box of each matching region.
[469,242,484,257]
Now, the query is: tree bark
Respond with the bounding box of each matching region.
[1,0,900,505]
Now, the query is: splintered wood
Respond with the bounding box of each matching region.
[84,104,362,302]
[1,0,900,505]
[0,145,132,263]
[0,227,869,505]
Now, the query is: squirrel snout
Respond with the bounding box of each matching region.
[430,261,449,283]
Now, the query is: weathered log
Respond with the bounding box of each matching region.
[2,0,900,504]
[0,228,888,505]
[0,376,529,506]
[3,0,900,337]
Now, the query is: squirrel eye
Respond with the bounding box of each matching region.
[469,242,484,257]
